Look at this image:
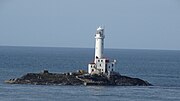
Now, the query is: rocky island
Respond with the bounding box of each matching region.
[5,70,152,86]
[5,26,152,86]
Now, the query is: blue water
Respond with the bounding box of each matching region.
[0,46,180,101]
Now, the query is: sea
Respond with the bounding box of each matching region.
[0,46,180,101]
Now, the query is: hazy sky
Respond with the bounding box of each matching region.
[0,0,180,50]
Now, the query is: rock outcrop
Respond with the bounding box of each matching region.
[5,70,152,86]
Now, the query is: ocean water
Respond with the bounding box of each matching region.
[0,46,180,101]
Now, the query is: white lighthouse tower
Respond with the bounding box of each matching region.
[88,26,116,75]
[94,26,104,60]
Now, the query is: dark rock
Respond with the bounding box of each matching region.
[5,71,152,86]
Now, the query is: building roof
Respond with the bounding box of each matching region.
[89,63,95,64]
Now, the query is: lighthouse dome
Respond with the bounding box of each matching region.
[97,26,103,31]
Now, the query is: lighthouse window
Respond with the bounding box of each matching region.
[112,64,114,67]
[105,67,107,73]
[92,69,94,72]
[100,64,101,67]
[98,60,100,62]
[101,60,103,62]
[112,69,113,71]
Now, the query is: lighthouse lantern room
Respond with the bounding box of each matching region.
[88,26,116,75]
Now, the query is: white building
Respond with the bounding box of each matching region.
[88,26,116,75]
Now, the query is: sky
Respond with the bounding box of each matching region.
[0,0,180,50]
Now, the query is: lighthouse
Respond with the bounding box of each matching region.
[94,26,104,60]
[88,26,116,75]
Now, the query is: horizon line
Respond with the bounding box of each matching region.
[0,45,180,51]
